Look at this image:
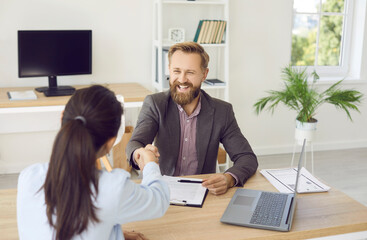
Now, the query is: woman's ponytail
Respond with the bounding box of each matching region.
[43,85,123,240]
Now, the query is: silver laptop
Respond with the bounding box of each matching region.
[220,139,306,232]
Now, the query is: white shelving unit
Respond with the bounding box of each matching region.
[152,0,229,102]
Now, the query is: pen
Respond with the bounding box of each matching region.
[171,200,187,206]
[177,179,203,184]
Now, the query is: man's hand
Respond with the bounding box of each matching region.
[144,144,160,160]
[133,144,160,171]
[134,148,159,171]
[123,230,148,240]
[202,173,235,195]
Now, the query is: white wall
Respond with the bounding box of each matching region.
[0,0,366,173]
[229,0,367,155]
[0,0,153,89]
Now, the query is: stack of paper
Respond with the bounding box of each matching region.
[7,90,37,100]
[260,167,330,193]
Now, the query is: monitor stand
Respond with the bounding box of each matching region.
[35,76,75,96]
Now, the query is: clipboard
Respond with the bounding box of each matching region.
[162,176,208,208]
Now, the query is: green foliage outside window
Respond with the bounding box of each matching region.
[291,0,345,66]
[318,15,343,66]
[291,30,316,66]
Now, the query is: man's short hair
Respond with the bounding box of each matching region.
[168,42,210,71]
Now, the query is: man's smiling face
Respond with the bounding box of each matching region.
[169,51,207,105]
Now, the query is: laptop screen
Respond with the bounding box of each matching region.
[293,139,306,195]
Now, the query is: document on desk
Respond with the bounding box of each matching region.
[260,167,330,193]
[162,176,208,207]
[7,90,37,100]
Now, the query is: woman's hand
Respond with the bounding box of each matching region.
[134,145,159,171]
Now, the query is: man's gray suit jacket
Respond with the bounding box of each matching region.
[126,90,258,186]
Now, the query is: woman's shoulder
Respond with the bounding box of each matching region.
[18,163,48,192]
[19,163,48,182]
[95,169,138,208]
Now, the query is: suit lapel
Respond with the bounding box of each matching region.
[165,93,180,175]
[196,91,214,173]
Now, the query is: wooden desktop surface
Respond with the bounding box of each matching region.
[0,83,152,108]
[1,172,367,240]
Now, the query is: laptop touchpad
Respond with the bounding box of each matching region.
[234,195,255,206]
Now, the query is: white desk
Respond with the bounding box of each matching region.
[0,83,152,134]
[0,83,152,173]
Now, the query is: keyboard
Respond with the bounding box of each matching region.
[250,192,288,227]
[44,89,75,97]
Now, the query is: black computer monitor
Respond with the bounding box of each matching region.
[18,30,92,96]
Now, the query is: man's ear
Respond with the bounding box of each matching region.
[202,68,209,82]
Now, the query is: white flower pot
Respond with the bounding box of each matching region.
[295,119,317,145]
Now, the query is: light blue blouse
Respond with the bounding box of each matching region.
[17,162,170,240]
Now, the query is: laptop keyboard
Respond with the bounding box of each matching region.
[250,192,288,227]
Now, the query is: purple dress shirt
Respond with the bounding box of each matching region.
[173,98,239,186]
[173,100,202,176]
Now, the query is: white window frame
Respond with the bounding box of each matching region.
[292,0,366,83]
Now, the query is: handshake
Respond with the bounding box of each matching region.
[133,144,160,171]
[133,144,235,196]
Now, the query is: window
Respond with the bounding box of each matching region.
[291,0,366,81]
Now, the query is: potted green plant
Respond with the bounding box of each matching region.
[253,65,364,144]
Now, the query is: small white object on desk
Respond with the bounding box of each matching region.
[7,90,37,100]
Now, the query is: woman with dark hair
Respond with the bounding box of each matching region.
[17,85,170,240]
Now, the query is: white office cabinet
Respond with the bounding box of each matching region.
[152,0,229,101]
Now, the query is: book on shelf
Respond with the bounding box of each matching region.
[202,20,213,44]
[215,21,224,44]
[204,79,225,86]
[199,20,210,44]
[208,20,218,44]
[194,19,227,44]
[204,20,215,44]
[201,20,209,44]
[211,20,221,44]
[217,20,227,44]
[193,20,203,42]
[197,20,207,43]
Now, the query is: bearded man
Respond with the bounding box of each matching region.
[126,42,258,195]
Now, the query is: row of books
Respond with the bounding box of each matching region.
[193,20,227,44]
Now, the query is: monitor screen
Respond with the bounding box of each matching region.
[18,30,92,96]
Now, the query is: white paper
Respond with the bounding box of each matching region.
[8,90,37,100]
[260,167,330,193]
[162,176,207,206]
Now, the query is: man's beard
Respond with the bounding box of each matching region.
[169,81,201,106]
